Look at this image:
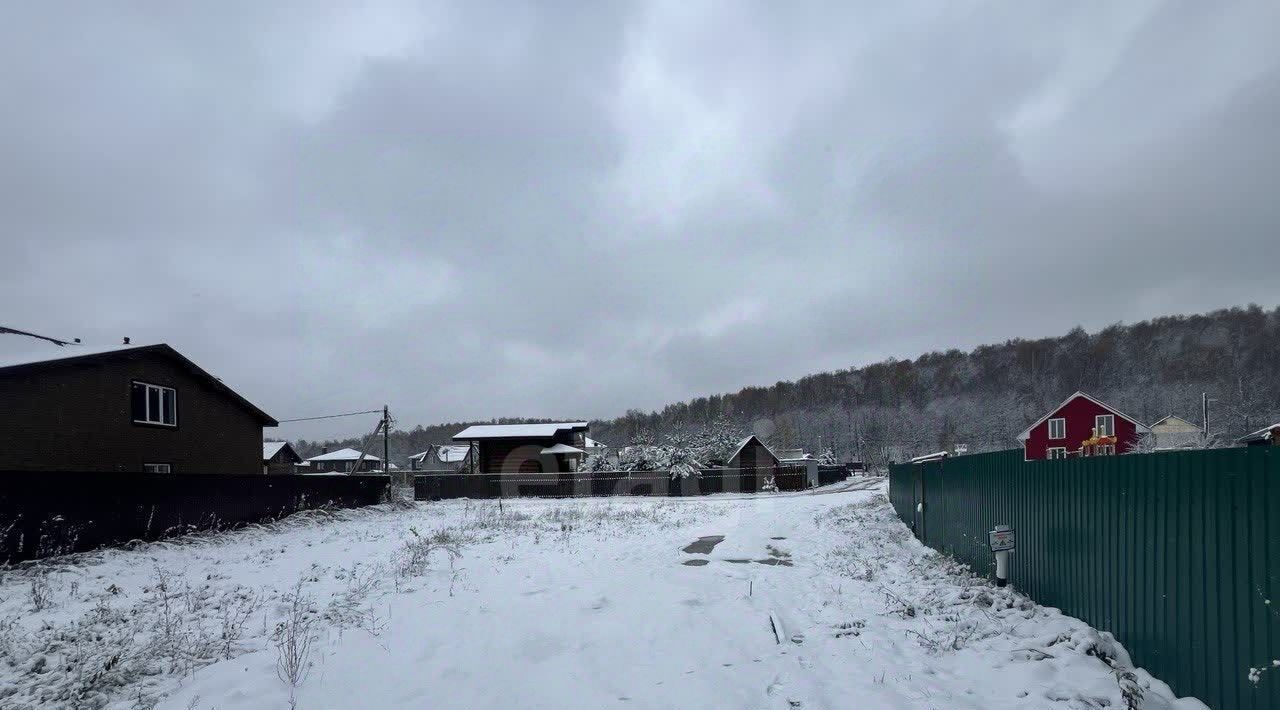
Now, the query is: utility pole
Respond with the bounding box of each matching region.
[1202,392,1209,437]
[383,404,391,474]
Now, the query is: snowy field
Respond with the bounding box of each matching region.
[0,480,1204,709]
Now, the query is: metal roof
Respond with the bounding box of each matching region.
[453,422,589,440]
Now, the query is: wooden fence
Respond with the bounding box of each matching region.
[413,466,809,501]
[0,471,388,564]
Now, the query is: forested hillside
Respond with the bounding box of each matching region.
[296,305,1280,469]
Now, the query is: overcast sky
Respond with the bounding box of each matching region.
[2,1,1279,441]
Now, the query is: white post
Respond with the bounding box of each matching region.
[994,524,1011,588]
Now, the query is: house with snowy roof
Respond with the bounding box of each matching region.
[263,440,302,474]
[1237,423,1280,447]
[452,422,590,474]
[303,447,382,474]
[408,444,473,471]
[726,435,780,471]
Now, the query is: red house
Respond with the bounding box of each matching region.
[1017,391,1150,461]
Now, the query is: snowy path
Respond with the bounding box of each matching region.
[0,482,1203,709]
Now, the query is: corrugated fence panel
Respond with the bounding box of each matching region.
[889,447,1279,710]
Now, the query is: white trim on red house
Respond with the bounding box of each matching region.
[1015,391,1151,442]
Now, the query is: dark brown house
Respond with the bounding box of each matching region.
[726,435,780,472]
[0,344,277,474]
[453,422,589,473]
[263,441,302,474]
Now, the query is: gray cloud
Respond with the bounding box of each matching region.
[2,1,1278,440]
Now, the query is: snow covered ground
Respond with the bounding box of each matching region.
[0,480,1205,709]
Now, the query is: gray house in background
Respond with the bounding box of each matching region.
[408,444,473,471]
[303,448,382,474]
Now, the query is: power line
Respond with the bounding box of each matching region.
[1,326,80,347]
[277,409,383,423]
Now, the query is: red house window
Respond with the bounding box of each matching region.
[1048,418,1066,439]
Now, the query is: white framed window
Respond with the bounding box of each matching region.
[144,463,172,474]
[131,382,177,426]
[1048,418,1066,439]
[1096,414,1115,437]
[1047,447,1067,460]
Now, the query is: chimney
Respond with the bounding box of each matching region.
[322,446,329,454]
[122,337,131,345]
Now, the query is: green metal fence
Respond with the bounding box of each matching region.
[889,447,1279,710]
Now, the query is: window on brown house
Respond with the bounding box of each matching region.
[132,382,177,426]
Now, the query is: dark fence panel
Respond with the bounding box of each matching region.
[0,471,389,564]
[817,464,851,486]
[889,448,1280,710]
[413,465,810,501]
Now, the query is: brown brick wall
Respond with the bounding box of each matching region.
[0,355,264,474]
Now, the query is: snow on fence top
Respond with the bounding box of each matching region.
[453,422,589,440]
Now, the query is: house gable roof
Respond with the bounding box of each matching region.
[0,343,277,426]
[1150,415,1200,431]
[453,422,589,441]
[1016,391,1150,442]
[263,441,301,463]
[727,435,778,464]
[409,444,471,463]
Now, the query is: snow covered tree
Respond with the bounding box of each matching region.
[664,431,702,479]
[619,443,666,472]
[817,447,837,465]
[583,452,615,472]
[695,416,746,465]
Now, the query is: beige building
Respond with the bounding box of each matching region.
[1149,415,1202,449]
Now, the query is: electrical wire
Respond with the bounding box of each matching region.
[277,409,382,423]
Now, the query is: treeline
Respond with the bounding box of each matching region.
[591,305,1280,468]
[295,305,1280,470]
